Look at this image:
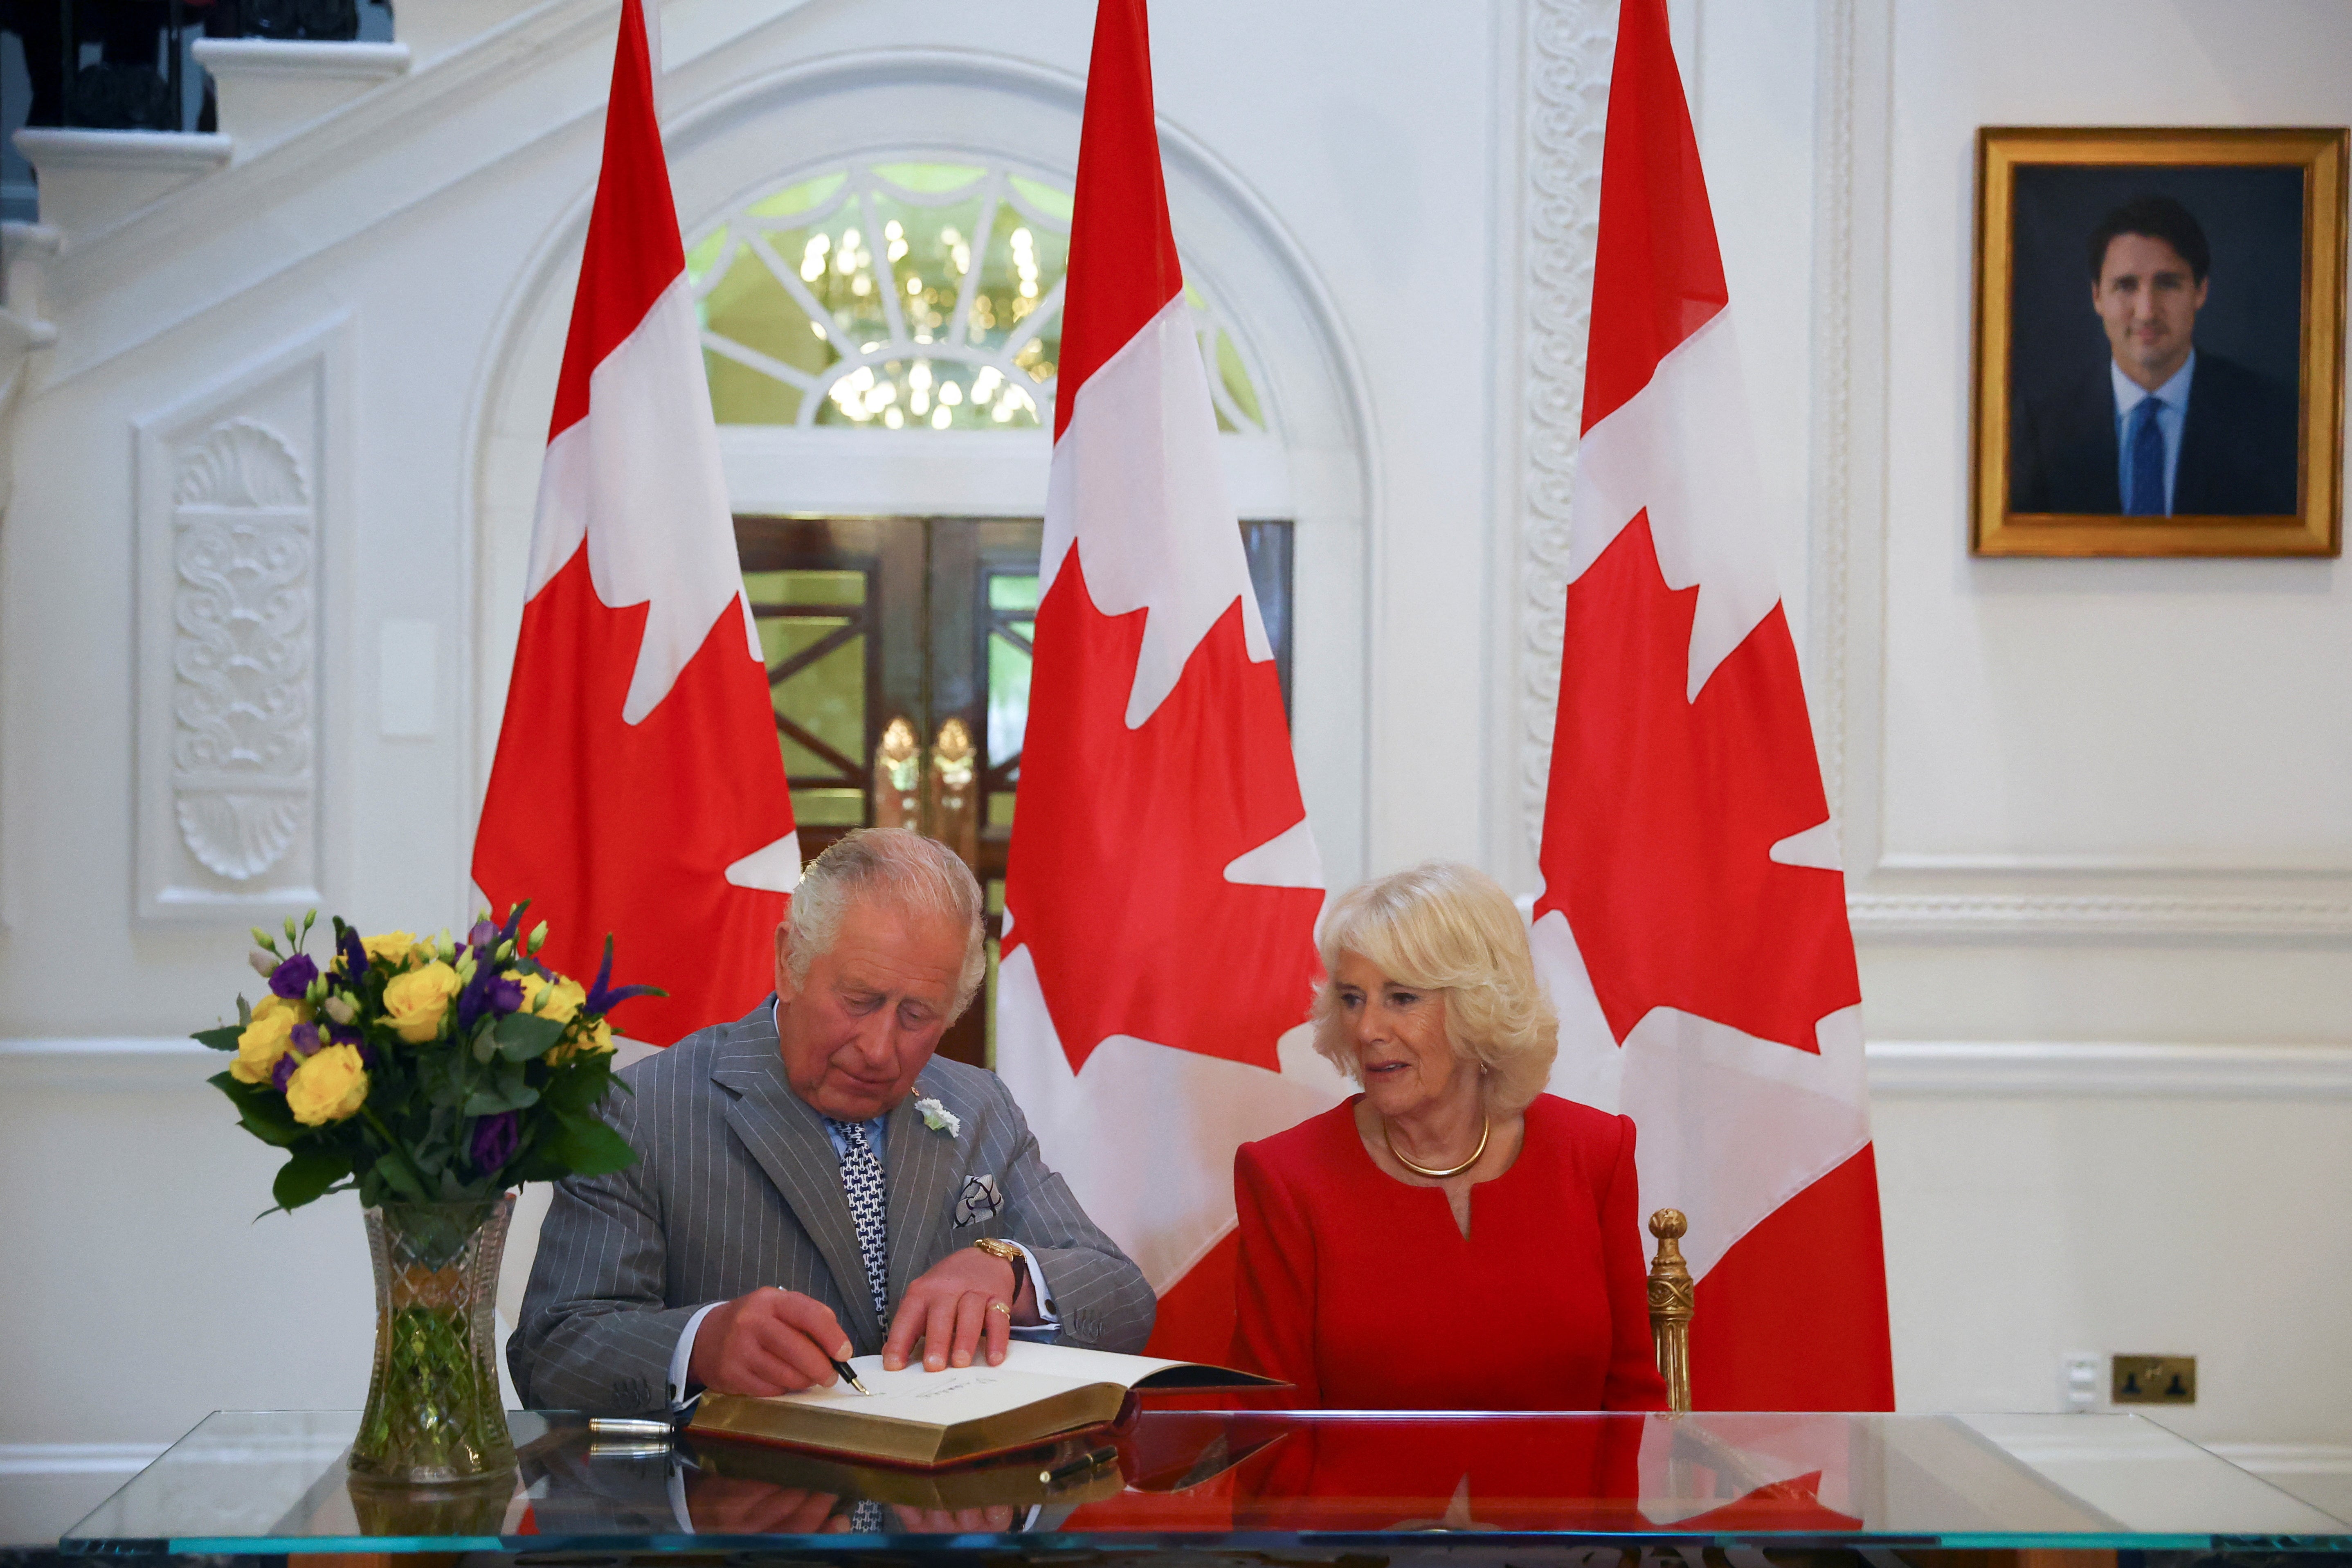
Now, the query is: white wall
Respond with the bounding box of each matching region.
[0,0,1493,1461]
[2,0,2349,1497]
[1649,0,2352,1445]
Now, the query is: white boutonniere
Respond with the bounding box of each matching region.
[914,1095,961,1137]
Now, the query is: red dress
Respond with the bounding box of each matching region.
[1231,1093,1669,1411]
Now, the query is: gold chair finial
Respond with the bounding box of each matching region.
[1647,1208,1693,1413]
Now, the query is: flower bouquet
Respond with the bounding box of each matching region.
[198,903,654,1485]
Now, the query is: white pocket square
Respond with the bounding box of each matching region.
[953,1173,1003,1226]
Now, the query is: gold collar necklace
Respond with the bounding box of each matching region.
[1385,1114,1490,1179]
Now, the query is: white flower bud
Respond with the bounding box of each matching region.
[322,994,358,1025]
[248,948,277,979]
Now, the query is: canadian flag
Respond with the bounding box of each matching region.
[993,0,1349,1360]
[1530,0,1895,1410]
[473,0,798,1045]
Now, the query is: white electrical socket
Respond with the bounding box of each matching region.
[2062,1350,2102,1411]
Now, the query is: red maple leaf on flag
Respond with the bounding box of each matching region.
[1536,511,1857,1054]
[1003,553,1324,1077]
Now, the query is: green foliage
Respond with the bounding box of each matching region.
[273,1147,352,1210]
[193,1024,243,1052]
[211,1069,304,1147]
[547,1110,636,1177]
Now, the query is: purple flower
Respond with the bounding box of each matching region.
[326,1022,364,1048]
[290,1022,322,1057]
[271,1055,297,1091]
[455,962,526,1033]
[582,935,661,1017]
[353,1041,379,1069]
[468,919,499,952]
[269,953,319,999]
[470,1111,518,1173]
[336,925,369,979]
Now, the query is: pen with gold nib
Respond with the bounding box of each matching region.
[832,1357,870,1395]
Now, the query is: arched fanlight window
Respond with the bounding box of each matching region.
[685,160,1270,434]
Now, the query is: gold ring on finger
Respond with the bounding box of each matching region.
[988,1300,1012,1318]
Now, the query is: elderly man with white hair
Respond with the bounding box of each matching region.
[512,828,1154,1416]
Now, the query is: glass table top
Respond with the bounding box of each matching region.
[59,1406,2352,1555]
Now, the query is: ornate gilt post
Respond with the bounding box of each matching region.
[873,716,922,830]
[927,717,979,869]
[1647,1208,1693,1413]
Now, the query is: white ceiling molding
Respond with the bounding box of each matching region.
[0,1037,221,1092]
[1847,891,2352,940]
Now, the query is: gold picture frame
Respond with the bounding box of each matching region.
[1971,126,2346,557]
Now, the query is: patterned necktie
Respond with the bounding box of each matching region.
[826,1118,890,1328]
[2126,396,2167,515]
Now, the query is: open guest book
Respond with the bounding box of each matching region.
[687,1342,1279,1468]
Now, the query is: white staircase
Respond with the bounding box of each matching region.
[7,0,545,245]
[190,38,411,164]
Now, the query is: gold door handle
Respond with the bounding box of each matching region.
[874,715,922,831]
[927,718,979,869]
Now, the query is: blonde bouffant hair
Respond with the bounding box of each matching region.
[1310,862,1558,1114]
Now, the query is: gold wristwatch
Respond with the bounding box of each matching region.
[971,1236,1024,1296]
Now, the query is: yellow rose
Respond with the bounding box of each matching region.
[230,995,310,1085]
[520,972,586,1023]
[546,1014,615,1066]
[360,930,419,967]
[285,1043,369,1125]
[381,960,462,1044]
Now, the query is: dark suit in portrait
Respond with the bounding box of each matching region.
[2010,349,2299,516]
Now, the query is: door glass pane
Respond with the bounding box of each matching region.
[746,569,865,607]
[987,574,1041,611]
[985,595,1036,773]
[791,789,868,827]
[768,623,864,775]
[747,568,871,825]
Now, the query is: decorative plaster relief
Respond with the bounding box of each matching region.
[169,420,314,881]
[1517,0,1616,859]
[135,325,343,924]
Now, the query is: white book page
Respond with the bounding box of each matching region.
[978,1341,1187,1388]
[749,1343,1181,1428]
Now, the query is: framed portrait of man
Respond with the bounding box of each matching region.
[1971,127,2346,557]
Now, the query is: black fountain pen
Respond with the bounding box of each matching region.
[832,1356,872,1395]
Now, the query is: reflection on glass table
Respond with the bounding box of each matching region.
[61,1408,2351,1555]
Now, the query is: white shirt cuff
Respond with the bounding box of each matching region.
[668,1300,722,1408]
[1002,1241,1059,1330]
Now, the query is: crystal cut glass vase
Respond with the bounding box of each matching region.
[349,1195,517,1483]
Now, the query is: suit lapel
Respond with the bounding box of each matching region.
[708,1010,883,1349]
[884,1075,961,1305]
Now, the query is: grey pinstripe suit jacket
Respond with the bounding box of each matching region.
[509,999,1156,1413]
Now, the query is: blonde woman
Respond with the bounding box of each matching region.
[1231,863,1667,1410]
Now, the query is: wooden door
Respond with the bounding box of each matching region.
[735,515,1291,1069]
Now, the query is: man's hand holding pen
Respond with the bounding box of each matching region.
[688,1288,855,1397]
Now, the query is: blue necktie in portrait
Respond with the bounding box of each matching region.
[2126,397,2167,515]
